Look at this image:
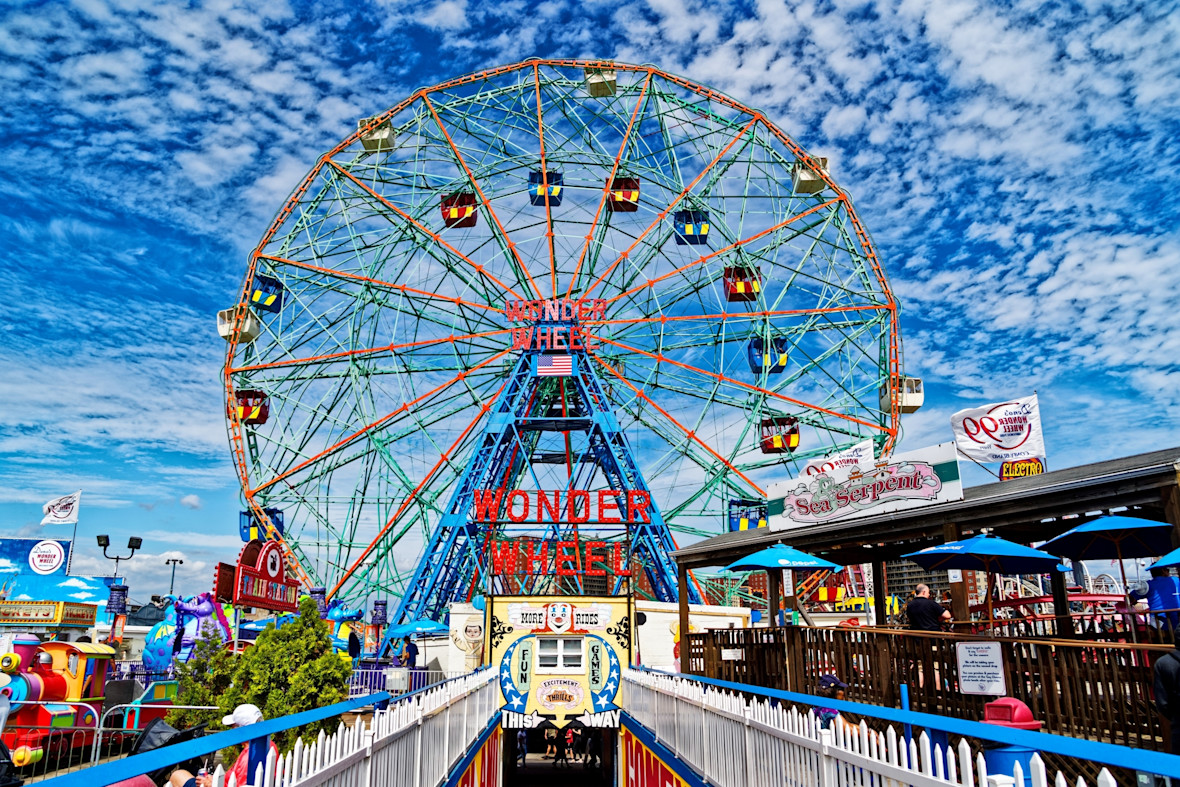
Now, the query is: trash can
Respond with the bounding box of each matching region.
[981,698,1042,787]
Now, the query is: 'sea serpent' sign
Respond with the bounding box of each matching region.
[768,443,962,529]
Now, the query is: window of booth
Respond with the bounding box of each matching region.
[537,637,583,674]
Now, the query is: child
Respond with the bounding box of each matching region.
[813,674,847,730]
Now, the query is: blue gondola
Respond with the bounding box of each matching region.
[728,498,768,531]
[529,171,563,207]
[747,336,789,375]
[673,210,709,245]
[239,508,285,542]
[249,274,284,313]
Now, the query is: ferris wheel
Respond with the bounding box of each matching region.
[219,59,911,605]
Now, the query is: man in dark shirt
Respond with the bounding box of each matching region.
[906,584,952,631]
[403,635,419,668]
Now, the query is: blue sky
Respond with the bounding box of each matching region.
[0,0,1177,600]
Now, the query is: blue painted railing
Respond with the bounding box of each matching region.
[640,668,1180,780]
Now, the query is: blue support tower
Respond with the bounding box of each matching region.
[394,334,700,626]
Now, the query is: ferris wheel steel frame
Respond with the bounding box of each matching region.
[222,59,905,608]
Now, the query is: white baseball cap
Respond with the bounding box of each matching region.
[223,704,263,727]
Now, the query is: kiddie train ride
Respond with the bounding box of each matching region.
[0,634,175,768]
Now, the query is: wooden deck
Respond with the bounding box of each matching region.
[685,625,1171,750]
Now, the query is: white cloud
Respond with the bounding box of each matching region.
[0,0,1175,601]
[57,578,93,589]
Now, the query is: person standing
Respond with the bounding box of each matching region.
[906,584,952,631]
[553,727,569,767]
[586,730,601,768]
[544,727,556,759]
[1154,645,1180,753]
[516,728,528,768]
[402,635,419,668]
[572,726,586,762]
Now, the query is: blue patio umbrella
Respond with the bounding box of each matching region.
[1044,515,1175,642]
[1150,547,1180,572]
[903,534,1064,575]
[1042,515,1172,561]
[1045,515,1172,591]
[723,543,842,572]
[387,619,449,638]
[903,534,1065,627]
[725,544,842,626]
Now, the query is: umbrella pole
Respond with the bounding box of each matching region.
[987,571,995,634]
[1117,541,1137,644]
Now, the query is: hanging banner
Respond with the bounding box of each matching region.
[40,491,81,526]
[106,584,129,617]
[768,443,962,529]
[110,614,126,644]
[802,439,875,479]
[950,395,1046,464]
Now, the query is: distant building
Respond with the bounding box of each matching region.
[885,561,983,604]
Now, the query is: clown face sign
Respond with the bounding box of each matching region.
[547,602,572,634]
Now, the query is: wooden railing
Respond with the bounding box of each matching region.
[685,625,1171,751]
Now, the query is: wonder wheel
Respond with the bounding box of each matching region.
[220,59,908,606]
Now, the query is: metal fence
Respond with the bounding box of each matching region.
[623,668,1180,787]
[110,660,174,683]
[347,667,467,698]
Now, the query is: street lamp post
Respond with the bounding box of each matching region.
[97,536,141,628]
[96,536,142,579]
[165,558,184,595]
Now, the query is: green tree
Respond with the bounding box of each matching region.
[167,619,236,732]
[168,597,353,752]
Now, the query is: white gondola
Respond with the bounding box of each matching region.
[880,377,924,414]
[217,305,261,343]
[357,117,395,152]
[791,156,830,194]
[585,66,617,98]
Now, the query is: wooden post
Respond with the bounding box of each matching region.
[872,560,888,626]
[677,560,690,670]
[1050,567,1075,638]
[944,522,971,624]
[1164,482,1180,547]
[768,570,781,627]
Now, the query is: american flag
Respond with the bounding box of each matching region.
[536,355,573,377]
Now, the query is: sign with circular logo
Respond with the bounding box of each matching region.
[265,546,283,579]
[28,540,66,575]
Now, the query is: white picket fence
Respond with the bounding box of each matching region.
[206,669,496,787]
[623,669,1118,787]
